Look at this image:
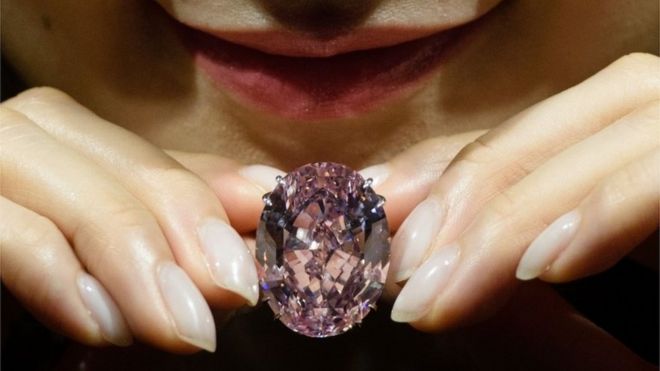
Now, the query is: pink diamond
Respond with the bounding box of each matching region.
[256,162,390,337]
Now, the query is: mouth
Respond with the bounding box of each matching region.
[170,14,486,121]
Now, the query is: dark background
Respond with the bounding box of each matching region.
[2,59,658,371]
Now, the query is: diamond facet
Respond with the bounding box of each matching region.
[256,162,390,337]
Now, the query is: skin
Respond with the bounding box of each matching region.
[0,0,658,364]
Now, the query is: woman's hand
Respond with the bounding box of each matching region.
[0,87,284,352]
[367,53,659,328]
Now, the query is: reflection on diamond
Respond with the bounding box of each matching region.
[256,162,390,337]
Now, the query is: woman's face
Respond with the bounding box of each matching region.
[2,0,657,167]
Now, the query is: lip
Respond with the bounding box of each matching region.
[188,27,456,58]
[173,19,481,121]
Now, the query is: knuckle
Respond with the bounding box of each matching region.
[3,86,72,110]
[100,202,156,232]
[610,53,660,92]
[72,201,165,272]
[614,52,660,71]
[72,201,156,256]
[593,175,630,211]
[599,152,659,206]
[0,106,26,129]
[0,107,44,162]
[466,191,520,250]
[482,188,520,224]
[453,137,499,167]
[474,188,546,250]
[1,213,65,288]
[444,138,498,184]
[150,165,197,189]
[446,137,530,193]
[18,214,64,248]
[638,99,660,125]
[143,164,214,206]
[618,99,660,138]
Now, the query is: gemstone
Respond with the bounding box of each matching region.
[256,162,390,337]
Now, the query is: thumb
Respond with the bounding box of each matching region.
[359,130,486,231]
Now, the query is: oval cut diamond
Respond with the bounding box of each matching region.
[256,162,390,337]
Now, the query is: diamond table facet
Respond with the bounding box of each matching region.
[256,162,390,337]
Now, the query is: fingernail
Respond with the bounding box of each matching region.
[516,210,581,281]
[391,243,460,323]
[390,196,445,282]
[157,262,216,352]
[359,163,390,188]
[239,165,286,193]
[198,218,259,306]
[77,272,133,346]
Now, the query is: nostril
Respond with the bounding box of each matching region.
[256,0,381,37]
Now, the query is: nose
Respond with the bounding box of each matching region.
[257,0,381,36]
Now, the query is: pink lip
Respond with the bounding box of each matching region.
[174,22,477,121]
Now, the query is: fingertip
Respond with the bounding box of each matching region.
[76,272,133,347]
[196,218,260,307]
[390,310,422,324]
[515,266,542,281]
[156,262,217,353]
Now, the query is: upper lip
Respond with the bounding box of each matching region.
[177,23,459,58]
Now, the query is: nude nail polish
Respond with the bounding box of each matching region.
[198,218,259,305]
[390,196,445,282]
[516,210,581,280]
[157,262,216,352]
[391,243,460,323]
[77,272,132,346]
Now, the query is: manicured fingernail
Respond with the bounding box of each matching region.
[359,163,390,188]
[157,262,216,352]
[390,196,445,282]
[391,243,460,323]
[516,210,581,281]
[77,272,132,346]
[198,218,259,306]
[239,165,286,193]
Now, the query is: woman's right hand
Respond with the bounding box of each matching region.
[0,87,284,353]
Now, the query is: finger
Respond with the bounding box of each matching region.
[389,53,660,282]
[519,148,659,282]
[0,107,215,352]
[172,130,467,236]
[176,129,477,234]
[165,150,285,233]
[0,196,132,347]
[358,130,484,301]
[391,99,659,329]
[360,130,486,230]
[4,87,266,308]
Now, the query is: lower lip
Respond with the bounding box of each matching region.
[177,24,471,121]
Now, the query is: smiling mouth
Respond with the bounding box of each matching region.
[170,15,485,121]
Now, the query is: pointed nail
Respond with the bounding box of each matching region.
[157,262,216,352]
[359,164,390,188]
[391,243,460,323]
[239,165,286,193]
[516,210,581,280]
[77,272,133,346]
[390,196,445,282]
[198,218,259,306]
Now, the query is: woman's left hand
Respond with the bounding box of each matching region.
[367,52,659,329]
